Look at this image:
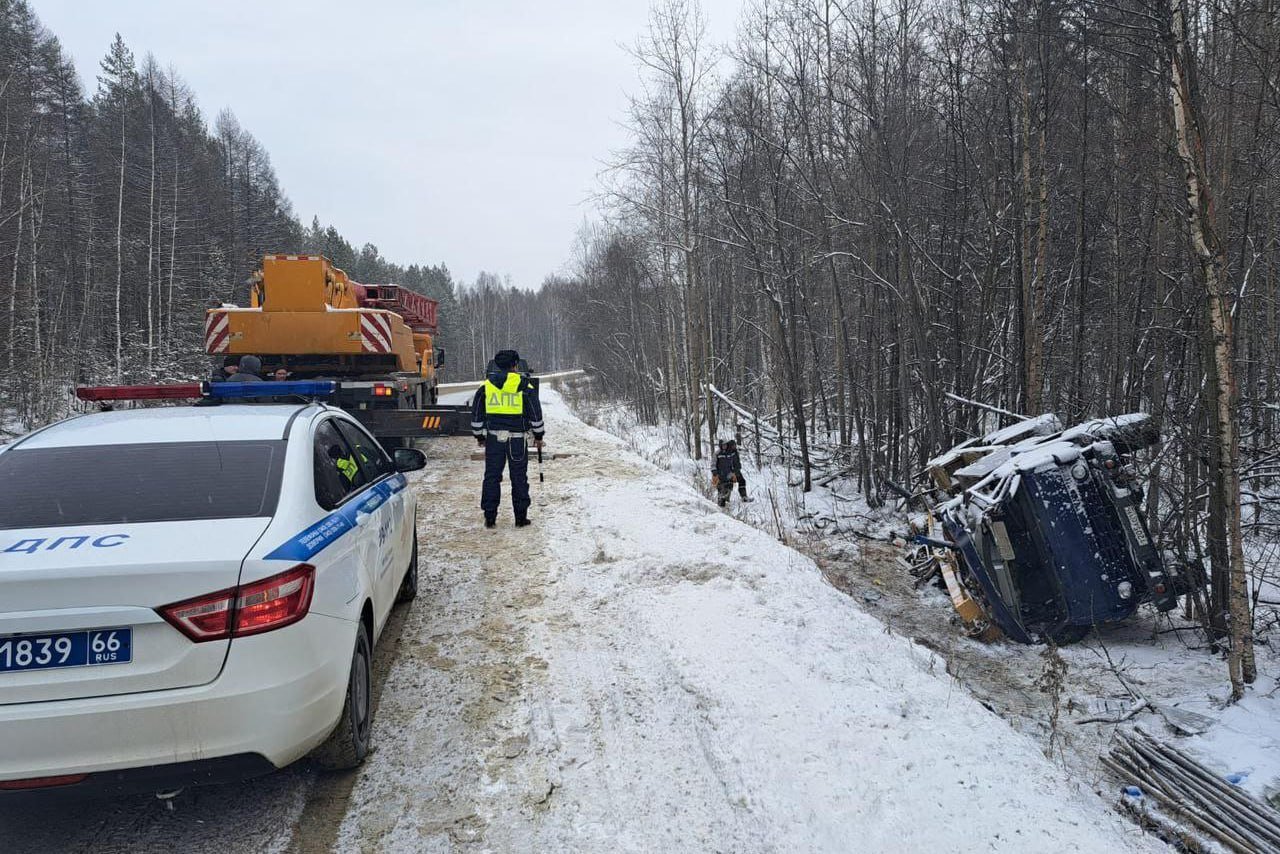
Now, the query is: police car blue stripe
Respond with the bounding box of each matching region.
[265,473,408,562]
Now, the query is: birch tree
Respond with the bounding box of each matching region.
[1161,0,1256,696]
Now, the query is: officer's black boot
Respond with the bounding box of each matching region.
[514,515,531,528]
[484,515,496,529]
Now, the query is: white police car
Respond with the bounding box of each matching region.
[0,393,424,798]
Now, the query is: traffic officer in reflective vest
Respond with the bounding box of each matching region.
[470,349,545,528]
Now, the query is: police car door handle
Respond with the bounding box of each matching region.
[354,509,373,527]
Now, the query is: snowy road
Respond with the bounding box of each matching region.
[0,392,1163,852]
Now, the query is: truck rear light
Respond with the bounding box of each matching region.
[373,385,393,397]
[159,565,315,642]
[0,774,87,790]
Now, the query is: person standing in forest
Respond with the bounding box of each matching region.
[712,439,750,507]
[470,349,545,528]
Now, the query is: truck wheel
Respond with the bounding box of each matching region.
[1088,415,1160,454]
[311,621,373,771]
[397,532,419,604]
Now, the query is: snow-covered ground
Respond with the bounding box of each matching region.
[571,396,899,546]
[564,389,1280,840]
[0,389,1200,851]
[330,390,1160,851]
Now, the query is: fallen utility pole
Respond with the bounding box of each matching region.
[1105,727,1280,852]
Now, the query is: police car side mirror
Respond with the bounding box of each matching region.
[393,448,427,473]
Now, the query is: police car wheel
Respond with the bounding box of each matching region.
[311,622,374,771]
[396,532,419,604]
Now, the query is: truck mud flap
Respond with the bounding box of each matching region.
[353,406,473,438]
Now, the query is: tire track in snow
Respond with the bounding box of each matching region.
[328,434,566,851]
[288,600,413,853]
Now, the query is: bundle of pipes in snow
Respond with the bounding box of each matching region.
[1103,728,1280,852]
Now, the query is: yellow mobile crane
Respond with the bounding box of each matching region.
[205,254,468,441]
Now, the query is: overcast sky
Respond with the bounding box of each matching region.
[31,0,741,289]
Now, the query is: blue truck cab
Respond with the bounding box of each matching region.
[928,415,1181,644]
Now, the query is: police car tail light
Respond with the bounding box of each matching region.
[158,564,315,642]
[232,564,315,637]
[159,588,236,641]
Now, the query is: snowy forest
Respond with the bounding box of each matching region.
[0,2,550,428]
[552,0,1278,492]
[522,0,1279,697]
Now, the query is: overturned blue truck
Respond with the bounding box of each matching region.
[919,413,1184,645]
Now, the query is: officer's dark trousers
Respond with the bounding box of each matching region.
[481,434,530,520]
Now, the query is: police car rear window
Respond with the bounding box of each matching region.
[0,441,286,529]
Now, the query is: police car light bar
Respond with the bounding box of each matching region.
[75,381,339,402]
[204,380,338,399]
[76,384,204,401]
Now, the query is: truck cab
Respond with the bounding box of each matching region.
[929,415,1183,644]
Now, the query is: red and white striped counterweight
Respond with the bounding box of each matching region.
[205,312,230,354]
[359,312,394,353]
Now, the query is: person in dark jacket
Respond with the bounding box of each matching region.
[235,354,264,382]
[210,355,240,383]
[470,349,545,528]
[712,439,749,507]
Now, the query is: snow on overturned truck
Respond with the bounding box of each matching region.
[914,413,1185,644]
